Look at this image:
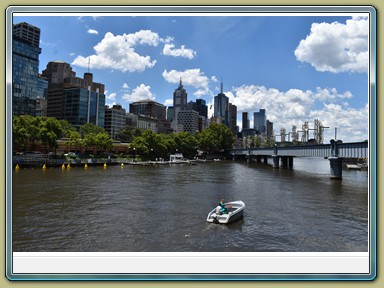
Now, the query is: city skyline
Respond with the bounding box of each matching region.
[14,12,371,142]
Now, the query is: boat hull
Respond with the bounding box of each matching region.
[206,201,245,224]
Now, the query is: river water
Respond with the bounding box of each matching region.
[12,158,368,252]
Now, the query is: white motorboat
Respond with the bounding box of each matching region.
[346,164,362,170]
[206,200,245,224]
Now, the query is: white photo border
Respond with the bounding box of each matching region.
[5,5,377,281]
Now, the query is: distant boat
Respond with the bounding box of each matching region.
[169,153,190,164]
[346,164,363,170]
[206,200,245,224]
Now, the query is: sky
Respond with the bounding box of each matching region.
[14,12,372,143]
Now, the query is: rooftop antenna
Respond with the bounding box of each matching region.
[220,78,223,94]
[179,76,182,87]
[88,57,90,73]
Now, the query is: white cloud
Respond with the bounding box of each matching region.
[163,43,196,59]
[162,69,211,91]
[314,87,353,102]
[228,84,367,142]
[294,17,368,73]
[164,99,173,106]
[122,84,155,103]
[87,29,98,35]
[72,30,159,73]
[308,103,368,141]
[122,83,129,89]
[105,92,116,101]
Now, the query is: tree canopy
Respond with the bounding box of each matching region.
[13,116,239,158]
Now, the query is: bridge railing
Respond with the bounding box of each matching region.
[231,141,368,159]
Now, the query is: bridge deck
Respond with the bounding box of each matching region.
[232,141,368,159]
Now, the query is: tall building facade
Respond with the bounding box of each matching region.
[187,99,208,119]
[266,120,274,140]
[254,109,266,134]
[213,82,229,127]
[12,22,41,115]
[242,112,249,130]
[42,61,105,128]
[172,78,188,130]
[177,110,199,135]
[35,74,48,116]
[104,104,127,140]
[129,99,171,134]
[129,99,167,120]
[229,103,238,134]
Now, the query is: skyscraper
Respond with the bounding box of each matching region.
[229,103,238,134]
[42,61,105,128]
[12,22,41,115]
[254,109,266,134]
[242,112,249,130]
[214,82,229,127]
[172,78,188,130]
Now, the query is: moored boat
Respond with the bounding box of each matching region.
[346,164,362,170]
[206,200,245,224]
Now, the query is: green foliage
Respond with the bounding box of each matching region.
[196,123,235,154]
[12,116,113,154]
[80,123,106,138]
[12,116,237,158]
[172,132,198,159]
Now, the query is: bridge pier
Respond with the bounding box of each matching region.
[289,156,293,168]
[256,156,261,163]
[272,155,279,168]
[264,156,268,164]
[279,156,294,168]
[281,156,288,168]
[329,157,342,179]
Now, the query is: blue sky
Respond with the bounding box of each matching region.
[14,13,371,142]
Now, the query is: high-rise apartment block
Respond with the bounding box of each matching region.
[12,22,42,115]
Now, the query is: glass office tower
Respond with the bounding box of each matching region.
[12,22,41,115]
[62,88,105,129]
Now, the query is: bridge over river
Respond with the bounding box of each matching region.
[230,141,368,179]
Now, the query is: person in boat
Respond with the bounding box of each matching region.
[219,199,229,214]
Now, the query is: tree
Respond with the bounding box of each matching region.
[130,136,149,156]
[95,133,113,152]
[172,132,198,159]
[38,117,63,152]
[59,119,76,138]
[80,123,106,138]
[13,116,30,151]
[196,123,235,154]
[66,130,82,152]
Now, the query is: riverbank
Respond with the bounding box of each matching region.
[12,157,209,169]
